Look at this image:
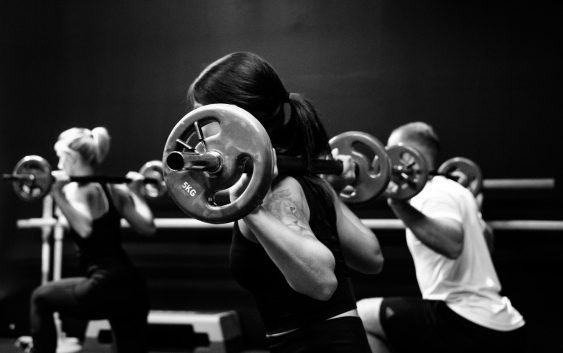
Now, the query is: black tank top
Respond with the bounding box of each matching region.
[229,176,357,334]
[68,183,135,275]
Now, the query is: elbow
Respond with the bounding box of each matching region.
[76,225,92,238]
[360,252,385,275]
[430,226,464,259]
[312,276,338,301]
[138,222,156,236]
[292,274,338,302]
[370,254,385,274]
[146,221,157,235]
[362,244,386,274]
[129,218,156,236]
[368,247,385,274]
[444,242,463,259]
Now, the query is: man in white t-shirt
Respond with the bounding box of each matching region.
[357,122,526,353]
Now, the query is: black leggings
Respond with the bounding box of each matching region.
[30,274,149,353]
[266,316,371,353]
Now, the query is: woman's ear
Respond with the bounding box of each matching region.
[67,150,82,169]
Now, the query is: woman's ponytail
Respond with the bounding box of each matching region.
[91,127,110,164]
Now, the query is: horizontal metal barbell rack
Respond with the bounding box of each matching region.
[12,176,559,232]
[17,217,563,232]
[482,178,555,189]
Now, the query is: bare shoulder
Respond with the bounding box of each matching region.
[271,177,304,196]
[267,177,307,209]
[66,182,101,200]
[65,183,108,217]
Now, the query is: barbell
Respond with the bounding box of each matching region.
[163,103,482,224]
[162,104,445,223]
[326,136,430,202]
[2,155,167,201]
[161,104,483,223]
[437,157,483,195]
[381,151,484,198]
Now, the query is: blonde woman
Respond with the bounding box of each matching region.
[27,127,155,353]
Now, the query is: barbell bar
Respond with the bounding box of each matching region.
[165,130,394,203]
[2,155,167,201]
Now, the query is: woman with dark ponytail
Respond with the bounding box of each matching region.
[187,52,384,353]
[21,127,155,353]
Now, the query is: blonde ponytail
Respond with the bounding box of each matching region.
[90,127,110,164]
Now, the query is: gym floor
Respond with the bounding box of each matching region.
[0,337,269,353]
[0,338,111,353]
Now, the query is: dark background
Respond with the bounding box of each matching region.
[1,0,562,351]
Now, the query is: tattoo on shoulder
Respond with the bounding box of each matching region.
[265,187,310,232]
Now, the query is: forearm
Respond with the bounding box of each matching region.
[389,200,463,258]
[242,207,337,300]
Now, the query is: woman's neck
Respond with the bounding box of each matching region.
[70,165,95,176]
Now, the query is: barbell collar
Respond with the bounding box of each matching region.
[165,150,223,174]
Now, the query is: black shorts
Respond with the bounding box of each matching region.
[266,316,371,353]
[380,297,527,353]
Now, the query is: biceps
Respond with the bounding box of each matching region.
[337,205,379,255]
[283,218,314,236]
[280,210,314,236]
[336,201,368,236]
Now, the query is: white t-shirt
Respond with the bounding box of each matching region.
[407,176,525,331]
